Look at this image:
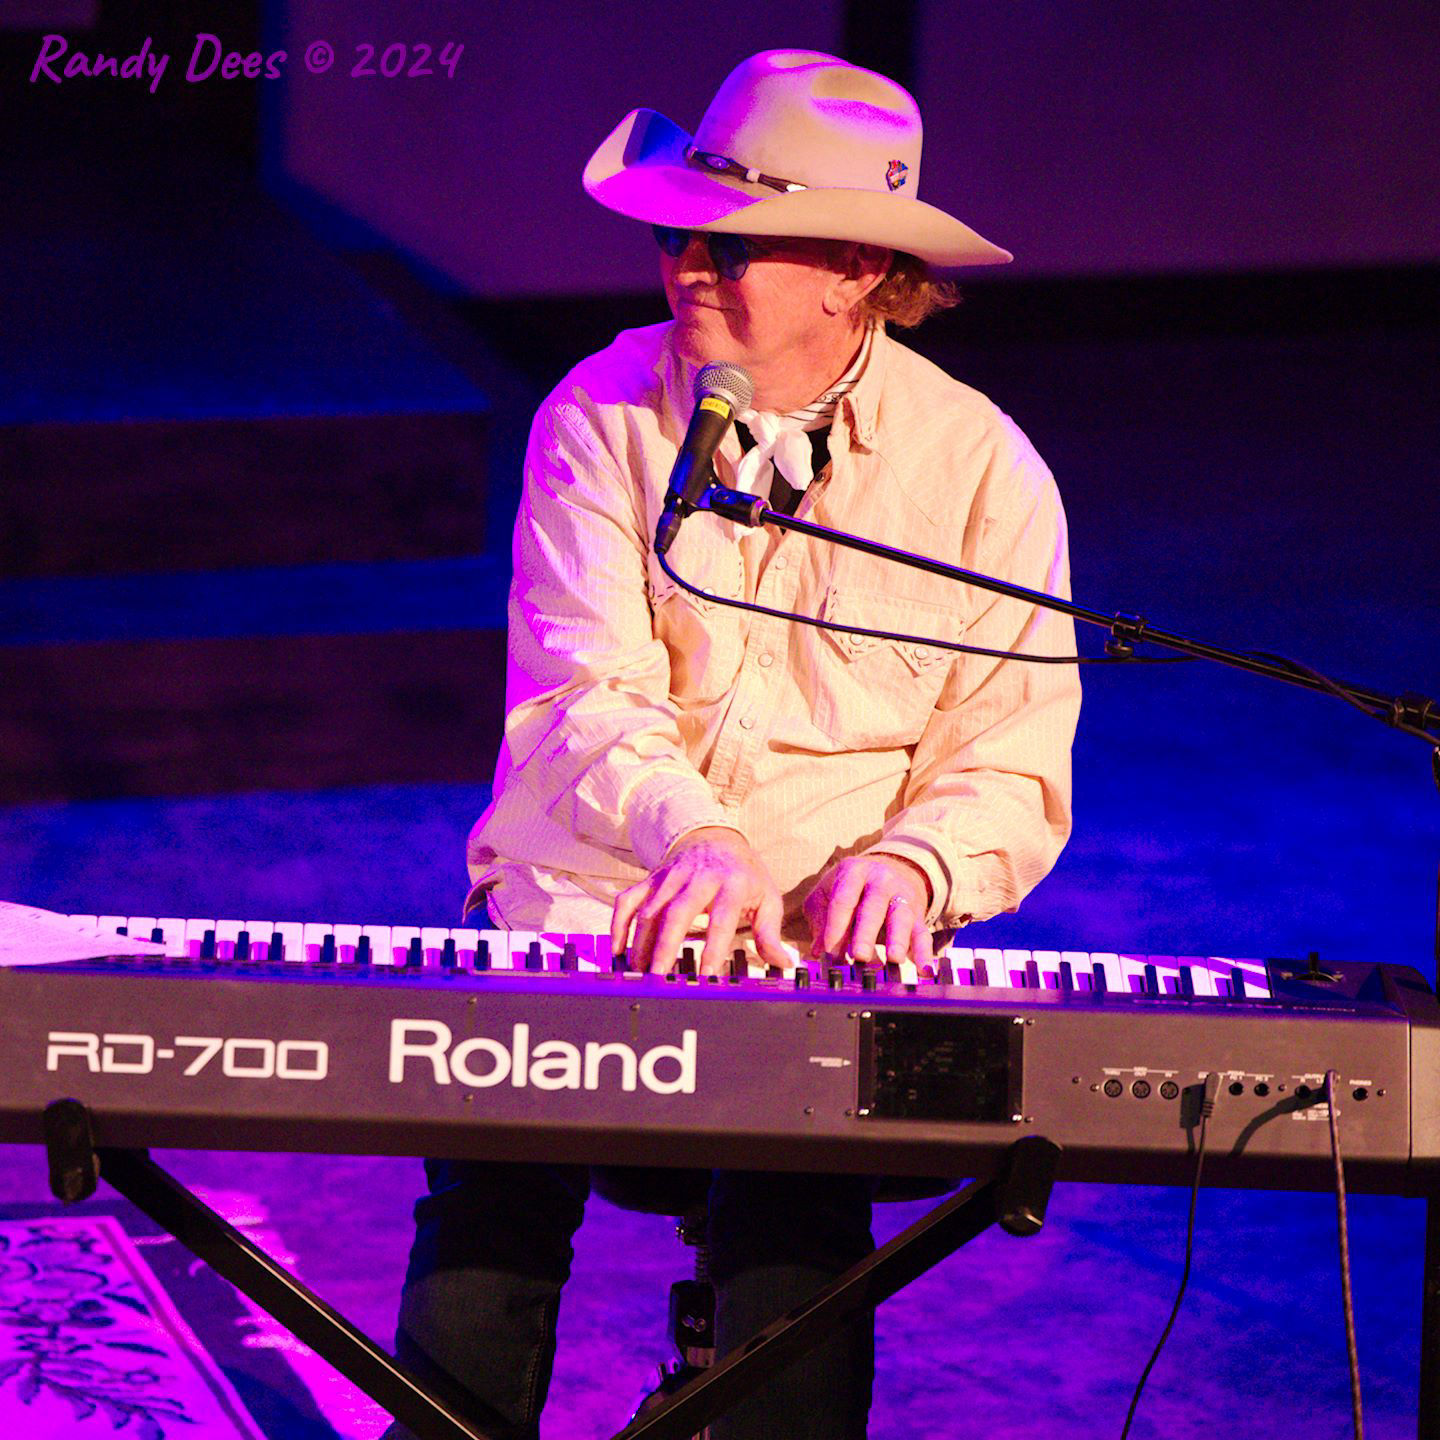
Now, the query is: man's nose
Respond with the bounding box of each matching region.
[672,235,718,283]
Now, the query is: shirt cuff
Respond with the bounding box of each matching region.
[624,775,733,871]
[863,839,983,931]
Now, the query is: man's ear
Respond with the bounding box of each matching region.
[824,243,892,317]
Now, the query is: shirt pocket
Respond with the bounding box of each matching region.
[647,543,747,708]
[804,586,959,748]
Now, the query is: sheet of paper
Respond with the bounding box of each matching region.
[0,901,166,966]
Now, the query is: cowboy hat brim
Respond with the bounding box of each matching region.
[582,108,1012,269]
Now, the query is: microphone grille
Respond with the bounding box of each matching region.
[695,362,754,412]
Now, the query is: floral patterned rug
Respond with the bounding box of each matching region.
[0,1204,355,1439]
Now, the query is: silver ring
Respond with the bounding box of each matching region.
[887,895,912,912]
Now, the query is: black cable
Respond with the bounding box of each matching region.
[1252,650,1438,747]
[657,549,1192,667]
[1326,1069,1365,1440]
[1119,1071,1218,1439]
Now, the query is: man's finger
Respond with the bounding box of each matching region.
[643,877,719,975]
[882,894,915,962]
[750,889,790,970]
[911,916,934,969]
[698,881,749,976]
[819,864,867,958]
[610,880,652,962]
[847,880,892,963]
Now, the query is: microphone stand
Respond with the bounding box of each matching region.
[699,477,1440,1440]
[698,483,1440,765]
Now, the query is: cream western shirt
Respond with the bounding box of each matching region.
[468,322,1080,938]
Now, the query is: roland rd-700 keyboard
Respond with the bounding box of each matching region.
[3,914,1437,1194]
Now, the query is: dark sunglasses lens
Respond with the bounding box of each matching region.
[652,225,689,258]
[708,234,749,281]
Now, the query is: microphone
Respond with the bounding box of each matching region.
[654,362,755,556]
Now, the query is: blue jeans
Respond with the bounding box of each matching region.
[384,1160,876,1440]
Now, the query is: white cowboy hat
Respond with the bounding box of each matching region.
[582,49,1012,268]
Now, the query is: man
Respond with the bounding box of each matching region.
[390,50,1079,1440]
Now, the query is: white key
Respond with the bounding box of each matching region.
[185,917,216,957]
[477,928,512,969]
[940,945,974,984]
[1059,950,1093,990]
[332,923,363,961]
[303,921,334,962]
[273,921,305,963]
[389,925,423,966]
[1032,950,1062,989]
[1175,956,1218,997]
[971,947,1005,987]
[126,916,158,945]
[505,930,540,969]
[244,921,277,962]
[450,927,481,966]
[156,918,190,957]
[1087,952,1122,992]
[97,914,128,936]
[1116,953,1151,994]
[212,918,246,959]
[361,925,392,965]
[1003,948,1033,988]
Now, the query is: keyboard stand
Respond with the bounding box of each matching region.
[42,1094,1059,1440]
[609,1135,1061,1440]
[43,1099,504,1440]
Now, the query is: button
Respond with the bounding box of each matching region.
[739,715,756,730]
[758,653,774,668]
[772,555,788,570]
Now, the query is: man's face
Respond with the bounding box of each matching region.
[660,233,853,373]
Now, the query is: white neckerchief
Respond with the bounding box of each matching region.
[734,326,874,497]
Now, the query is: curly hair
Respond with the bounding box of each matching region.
[854,250,960,329]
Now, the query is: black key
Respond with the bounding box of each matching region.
[355,934,371,967]
[270,932,286,963]
[677,948,697,978]
[150,926,165,944]
[729,950,747,983]
[236,929,251,961]
[1091,963,1108,994]
[200,928,217,960]
[884,960,903,985]
[972,956,989,987]
[1025,959,1041,990]
[525,941,544,971]
[610,950,629,973]
[1230,966,1247,999]
[560,942,579,972]
[1059,960,1075,992]
[319,933,338,965]
[794,967,811,990]
[861,968,878,992]
[1143,963,1160,996]
[766,964,786,980]
[827,965,845,990]
[116,924,128,935]
[475,939,491,971]
[406,937,425,969]
[441,937,459,969]
[1178,965,1195,997]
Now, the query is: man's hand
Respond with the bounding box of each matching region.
[804,854,934,966]
[610,827,790,976]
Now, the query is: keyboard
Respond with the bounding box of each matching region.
[71,912,1275,999]
[3,916,1433,1196]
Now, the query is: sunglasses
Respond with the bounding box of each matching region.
[652,225,759,281]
